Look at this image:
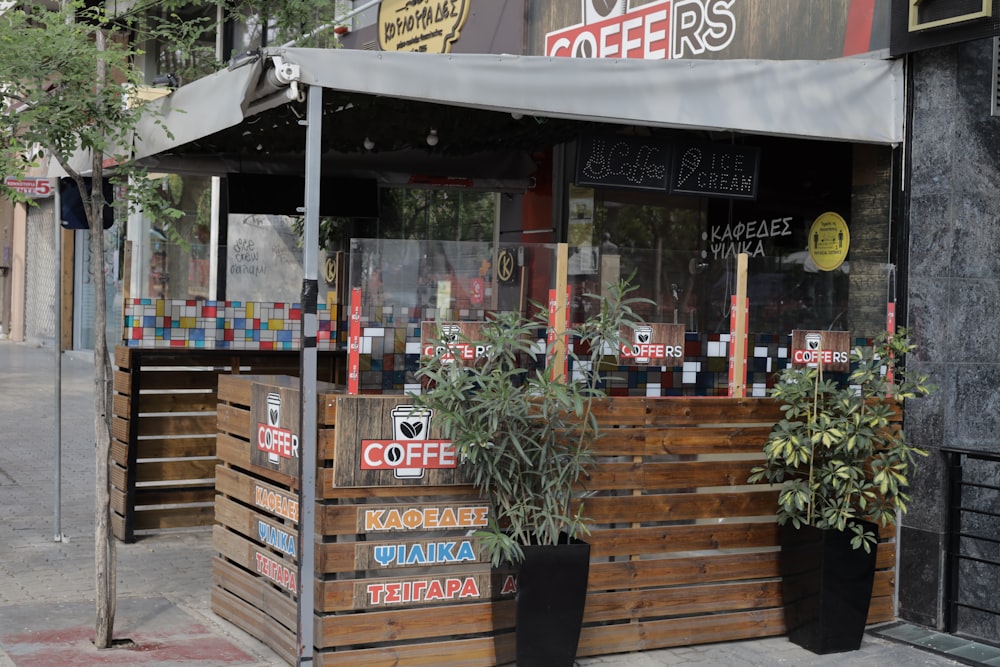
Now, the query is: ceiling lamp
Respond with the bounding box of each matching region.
[426,129,439,146]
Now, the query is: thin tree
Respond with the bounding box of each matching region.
[0,1,184,647]
[0,0,343,648]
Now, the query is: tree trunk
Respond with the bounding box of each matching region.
[92,28,116,650]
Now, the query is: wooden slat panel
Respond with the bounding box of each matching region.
[135,458,217,483]
[212,556,297,629]
[111,439,129,467]
[576,608,786,657]
[586,522,779,558]
[588,551,779,591]
[315,600,513,645]
[114,345,134,369]
[133,485,215,506]
[593,426,772,457]
[641,397,784,426]
[112,393,130,421]
[583,580,781,623]
[112,369,131,395]
[218,373,254,407]
[137,391,217,413]
[217,434,298,489]
[217,403,251,439]
[211,587,297,666]
[315,633,514,667]
[132,506,215,531]
[133,436,216,459]
[111,416,130,443]
[578,490,779,523]
[110,463,127,493]
[584,460,763,490]
[136,413,218,436]
[133,370,223,392]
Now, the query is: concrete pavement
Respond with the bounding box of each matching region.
[0,340,969,666]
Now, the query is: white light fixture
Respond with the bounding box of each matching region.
[363,137,375,150]
[510,112,523,120]
[426,129,439,146]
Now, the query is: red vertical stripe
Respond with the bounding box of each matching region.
[843,0,877,56]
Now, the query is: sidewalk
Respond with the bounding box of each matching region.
[0,340,967,666]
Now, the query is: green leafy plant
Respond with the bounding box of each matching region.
[414,279,650,566]
[748,329,937,552]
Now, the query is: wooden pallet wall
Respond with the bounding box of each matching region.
[212,376,898,666]
[111,347,341,542]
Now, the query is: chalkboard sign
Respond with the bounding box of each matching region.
[670,143,760,200]
[575,135,671,191]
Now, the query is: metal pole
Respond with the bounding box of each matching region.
[296,83,321,667]
[53,182,64,542]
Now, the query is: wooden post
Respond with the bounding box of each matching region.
[730,253,749,398]
[551,243,569,382]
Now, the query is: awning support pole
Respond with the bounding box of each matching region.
[296,83,321,667]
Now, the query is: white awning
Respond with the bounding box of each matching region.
[132,48,903,163]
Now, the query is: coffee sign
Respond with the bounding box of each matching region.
[790,330,851,372]
[378,0,471,53]
[617,323,685,365]
[251,384,300,478]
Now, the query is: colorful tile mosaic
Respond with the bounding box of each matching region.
[123,299,340,351]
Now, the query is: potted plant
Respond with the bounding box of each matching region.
[748,328,937,654]
[414,279,648,667]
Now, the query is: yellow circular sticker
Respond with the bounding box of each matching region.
[808,212,850,272]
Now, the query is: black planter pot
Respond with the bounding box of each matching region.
[779,520,879,654]
[515,536,591,667]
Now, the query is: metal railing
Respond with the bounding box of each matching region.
[944,447,1000,642]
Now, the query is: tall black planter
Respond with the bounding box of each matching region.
[515,537,591,667]
[780,521,879,654]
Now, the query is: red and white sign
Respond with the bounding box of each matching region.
[361,440,457,471]
[4,177,52,199]
[365,577,480,606]
[256,423,299,460]
[790,330,851,372]
[347,287,362,394]
[545,0,736,60]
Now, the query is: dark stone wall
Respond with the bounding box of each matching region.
[902,36,1000,637]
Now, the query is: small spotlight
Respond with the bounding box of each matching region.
[426,129,439,147]
[363,137,375,150]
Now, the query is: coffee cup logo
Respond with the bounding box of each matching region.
[391,405,433,479]
[634,325,653,364]
[266,392,281,464]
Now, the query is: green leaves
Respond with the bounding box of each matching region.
[748,328,936,550]
[415,278,649,566]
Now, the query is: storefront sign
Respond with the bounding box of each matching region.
[495,248,517,283]
[576,135,671,191]
[254,549,297,592]
[359,573,488,608]
[334,396,470,487]
[709,216,793,260]
[360,503,490,532]
[807,211,850,271]
[791,329,850,372]
[254,483,299,522]
[546,0,736,59]
[378,0,471,53]
[362,538,485,568]
[671,143,759,199]
[4,177,53,198]
[251,384,300,477]
[617,323,685,365]
[421,321,487,363]
[258,519,297,557]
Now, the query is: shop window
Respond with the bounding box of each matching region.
[143,175,214,301]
